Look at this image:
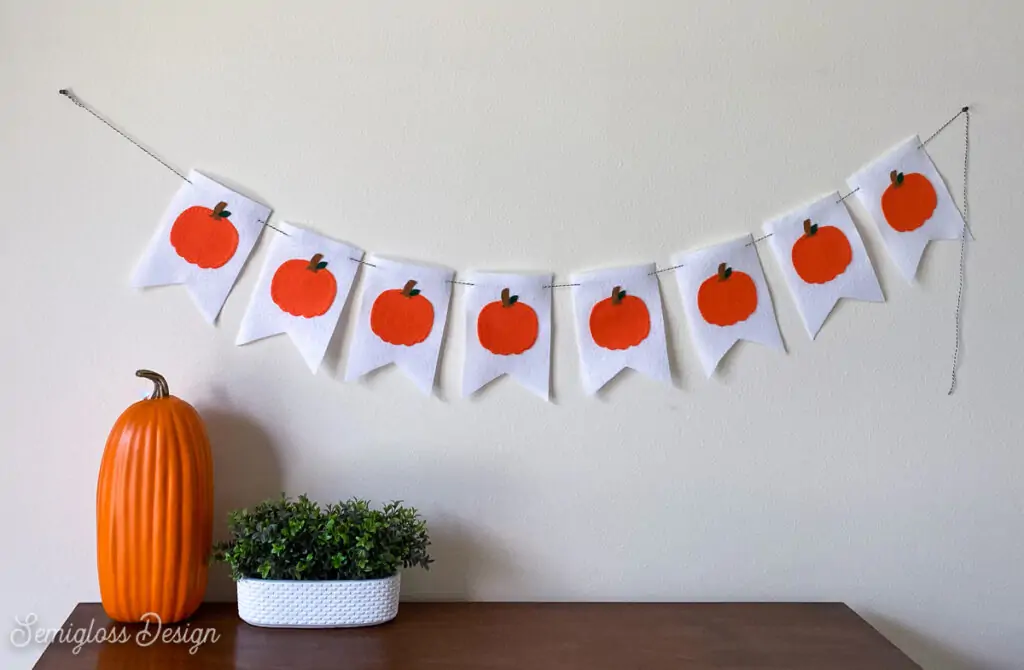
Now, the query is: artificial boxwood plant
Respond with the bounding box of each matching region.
[213,495,431,581]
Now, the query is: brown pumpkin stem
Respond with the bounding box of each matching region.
[501,287,512,307]
[211,201,229,218]
[136,370,169,400]
[717,262,729,280]
[889,170,901,187]
[401,279,418,297]
[611,286,623,305]
[307,253,325,271]
[803,219,815,236]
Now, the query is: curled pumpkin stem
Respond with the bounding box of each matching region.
[136,370,169,399]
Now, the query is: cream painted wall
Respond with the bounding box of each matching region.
[2,1,1023,668]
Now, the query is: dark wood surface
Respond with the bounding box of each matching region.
[34,602,920,669]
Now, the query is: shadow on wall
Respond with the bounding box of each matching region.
[399,518,521,602]
[193,437,553,603]
[328,458,555,602]
[199,408,284,601]
[866,613,987,670]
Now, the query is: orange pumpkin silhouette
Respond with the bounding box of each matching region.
[589,286,650,350]
[170,201,239,269]
[791,219,853,284]
[271,253,338,318]
[881,170,937,232]
[371,279,434,346]
[478,288,539,356]
[698,263,757,327]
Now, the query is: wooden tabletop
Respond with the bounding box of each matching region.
[34,602,920,669]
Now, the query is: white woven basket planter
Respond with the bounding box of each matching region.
[236,574,401,628]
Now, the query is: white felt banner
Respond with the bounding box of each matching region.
[235,223,363,373]
[764,193,884,339]
[570,263,671,394]
[462,272,553,401]
[344,255,453,395]
[131,170,271,324]
[672,235,784,377]
[847,135,965,282]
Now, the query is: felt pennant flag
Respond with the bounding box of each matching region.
[672,235,784,377]
[570,263,671,394]
[847,135,965,282]
[763,193,884,339]
[462,272,553,401]
[235,223,363,373]
[344,255,453,395]
[131,170,272,324]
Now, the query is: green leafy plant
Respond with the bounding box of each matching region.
[213,495,432,581]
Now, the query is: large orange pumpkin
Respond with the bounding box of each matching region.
[478,288,539,356]
[589,286,650,351]
[697,263,757,327]
[881,170,937,232]
[97,370,213,624]
[370,279,435,346]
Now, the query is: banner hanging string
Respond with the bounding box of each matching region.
[944,106,971,395]
[57,88,292,236]
[924,106,975,241]
[58,89,192,184]
[836,188,860,204]
[59,87,972,391]
[649,263,686,275]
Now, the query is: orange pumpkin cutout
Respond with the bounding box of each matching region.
[698,263,758,327]
[170,201,239,269]
[371,279,434,346]
[589,286,650,351]
[881,170,937,232]
[791,219,853,284]
[478,287,539,356]
[271,253,338,318]
[97,370,213,624]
